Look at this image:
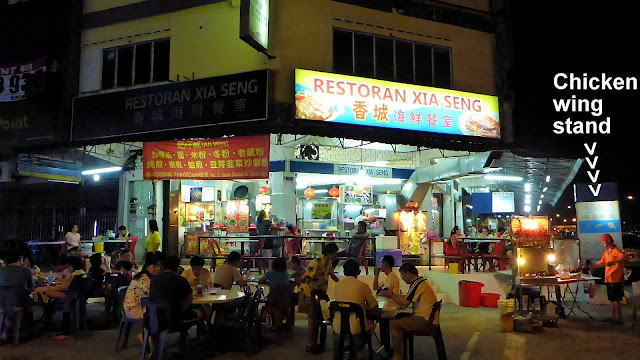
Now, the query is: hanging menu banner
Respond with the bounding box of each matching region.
[143,135,270,180]
[295,69,500,138]
[72,70,269,141]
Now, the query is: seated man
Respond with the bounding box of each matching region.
[0,247,34,311]
[149,256,203,329]
[379,263,438,360]
[333,221,368,268]
[212,251,247,290]
[333,258,378,338]
[182,255,211,289]
[115,249,139,271]
[117,225,129,240]
[373,255,400,295]
[88,253,107,297]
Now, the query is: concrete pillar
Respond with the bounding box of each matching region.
[269,165,297,225]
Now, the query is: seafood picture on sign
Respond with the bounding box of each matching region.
[294,69,501,139]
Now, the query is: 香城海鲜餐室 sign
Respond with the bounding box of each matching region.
[295,69,501,139]
[72,70,269,141]
[142,136,270,180]
[1,59,47,102]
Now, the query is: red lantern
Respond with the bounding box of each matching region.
[259,186,269,194]
[304,187,316,198]
[329,187,340,197]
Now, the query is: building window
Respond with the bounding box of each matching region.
[101,38,170,90]
[332,29,452,88]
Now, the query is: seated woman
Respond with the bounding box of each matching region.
[123,254,161,320]
[258,257,294,332]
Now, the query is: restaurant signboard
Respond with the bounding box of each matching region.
[295,69,500,139]
[142,135,270,180]
[1,59,47,102]
[240,0,269,53]
[72,70,269,141]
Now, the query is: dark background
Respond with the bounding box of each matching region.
[509,2,640,228]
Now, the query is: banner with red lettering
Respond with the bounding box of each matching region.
[143,136,270,180]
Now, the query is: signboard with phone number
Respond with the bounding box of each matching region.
[0,59,47,102]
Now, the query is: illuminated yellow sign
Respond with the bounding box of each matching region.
[295,69,501,138]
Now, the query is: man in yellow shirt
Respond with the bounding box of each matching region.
[590,233,627,324]
[379,263,439,360]
[182,256,211,288]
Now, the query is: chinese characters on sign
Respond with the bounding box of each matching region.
[142,136,270,180]
[72,70,269,141]
[240,0,269,52]
[294,69,500,139]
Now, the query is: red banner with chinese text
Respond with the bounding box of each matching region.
[143,136,270,180]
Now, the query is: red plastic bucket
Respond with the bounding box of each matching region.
[459,280,484,307]
[480,293,501,307]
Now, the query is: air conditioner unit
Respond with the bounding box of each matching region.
[0,161,15,182]
[230,182,259,200]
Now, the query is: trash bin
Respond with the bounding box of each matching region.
[94,242,104,253]
[459,280,484,307]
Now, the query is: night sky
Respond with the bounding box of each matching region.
[510,3,640,228]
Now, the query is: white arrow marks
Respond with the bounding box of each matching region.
[585,156,598,169]
[587,170,600,183]
[584,142,597,156]
[588,184,601,197]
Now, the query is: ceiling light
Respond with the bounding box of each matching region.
[525,198,531,204]
[525,194,531,200]
[538,200,542,205]
[556,214,560,217]
[81,166,122,175]
[546,175,551,183]
[483,167,503,173]
[525,183,531,192]
[315,190,328,194]
[93,174,100,181]
[484,175,523,181]
[536,205,541,212]
[524,205,531,212]
[547,254,556,262]
[540,195,544,198]
[542,187,548,192]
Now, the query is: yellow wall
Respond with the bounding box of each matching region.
[169,2,268,82]
[82,0,496,105]
[271,0,496,102]
[84,0,147,13]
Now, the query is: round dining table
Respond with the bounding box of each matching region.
[192,289,246,305]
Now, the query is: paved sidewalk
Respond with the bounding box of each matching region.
[1,302,638,360]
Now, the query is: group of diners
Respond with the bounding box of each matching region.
[2,240,440,360]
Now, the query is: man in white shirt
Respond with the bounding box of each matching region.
[379,263,438,360]
[213,251,247,290]
[373,255,400,295]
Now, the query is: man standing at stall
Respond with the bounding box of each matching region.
[590,233,627,324]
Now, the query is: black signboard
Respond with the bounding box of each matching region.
[0,100,56,146]
[71,69,269,141]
